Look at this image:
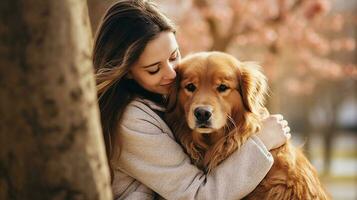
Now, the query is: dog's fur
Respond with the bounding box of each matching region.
[165,52,329,200]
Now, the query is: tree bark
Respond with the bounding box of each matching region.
[87,0,116,35]
[0,0,112,199]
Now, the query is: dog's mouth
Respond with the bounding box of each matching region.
[198,124,210,128]
[195,127,214,134]
[195,123,214,133]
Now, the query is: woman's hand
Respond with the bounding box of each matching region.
[256,114,291,151]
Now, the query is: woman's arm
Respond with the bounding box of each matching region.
[115,102,274,200]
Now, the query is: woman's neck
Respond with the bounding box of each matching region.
[124,79,164,105]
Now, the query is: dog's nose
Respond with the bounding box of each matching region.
[194,107,212,122]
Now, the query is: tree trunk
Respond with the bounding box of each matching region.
[0,0,112,199]
[87,0,116,34]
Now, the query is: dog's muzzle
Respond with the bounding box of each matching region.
[194,106,212,128]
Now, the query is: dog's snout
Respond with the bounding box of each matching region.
[194,107,212,122]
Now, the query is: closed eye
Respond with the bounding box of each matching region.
[169,54,178,62]
[169,49,180,62]
[147,67,160,75]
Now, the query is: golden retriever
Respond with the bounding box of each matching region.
[165,52,329,200]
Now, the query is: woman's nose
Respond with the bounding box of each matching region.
[163,61,176,79]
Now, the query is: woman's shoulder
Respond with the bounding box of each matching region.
[123,98,157,119]
[120,98,168,135]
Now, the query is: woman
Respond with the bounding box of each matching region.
[93,0,291,199]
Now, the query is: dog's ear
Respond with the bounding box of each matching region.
[165,69,181,113]
[236,62,269,116]
[164,68,192,148]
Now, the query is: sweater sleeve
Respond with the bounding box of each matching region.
[116,103,274,200]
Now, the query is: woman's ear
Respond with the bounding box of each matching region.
[237,62,268,115]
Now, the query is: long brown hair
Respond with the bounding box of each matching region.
[92,0,175,180]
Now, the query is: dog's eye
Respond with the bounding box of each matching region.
[185,83,196,92]
[217,84,229,92]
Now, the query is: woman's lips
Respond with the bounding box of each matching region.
[160,81,174,86]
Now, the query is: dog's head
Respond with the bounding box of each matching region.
[167,51,268,135]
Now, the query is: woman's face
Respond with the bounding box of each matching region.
[129,31,181,95]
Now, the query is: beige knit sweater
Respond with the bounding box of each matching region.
[112,98,274,200]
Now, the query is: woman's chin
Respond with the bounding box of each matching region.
[156,85,171,95]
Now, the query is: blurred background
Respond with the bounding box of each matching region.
[88,0,357,199]
[1,0,355,199]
